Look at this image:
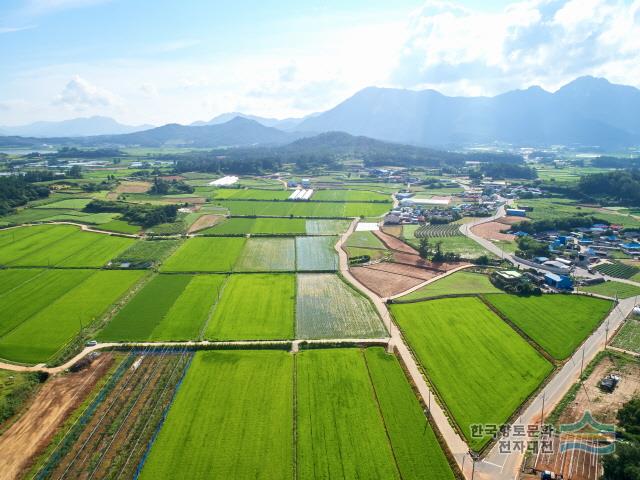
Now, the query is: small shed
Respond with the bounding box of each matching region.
[544,273,573,290]
[506,208,527,217]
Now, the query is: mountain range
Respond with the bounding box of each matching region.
[1,76,639,150]
[0,116,153,138]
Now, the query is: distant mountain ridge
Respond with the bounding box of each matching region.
[296,76,640,149]
[2,77,640,149]
[0,116,153,138]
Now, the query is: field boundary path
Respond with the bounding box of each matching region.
[0,338,389,374]
[335,218,474,479]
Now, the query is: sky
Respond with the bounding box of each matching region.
[0,0,639,126]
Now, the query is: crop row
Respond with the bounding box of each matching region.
[414,224,461,239]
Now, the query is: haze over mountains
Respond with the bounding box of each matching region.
[0,116,153,138]
[1,77,639,150]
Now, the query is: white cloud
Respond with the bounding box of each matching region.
[391,0,640,95]
[0,25,36,34]
[139,83,158,97]
[53,75,118,109]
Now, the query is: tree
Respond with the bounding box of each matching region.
[418,237,431,259]
[619,397,640,444]
[602,442,640,480]
[68,165,82,178]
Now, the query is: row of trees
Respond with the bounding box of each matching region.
[84,200,178,228]
[0,177,49,216]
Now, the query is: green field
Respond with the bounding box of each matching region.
[160,237,246,272]
[113,239,180,266]
[391,297,553,450]
[140,350,294,479]
[201,217,305,235]
[214,200,389,218]
[0,225,134,268]
[581,280,640,299]
[345,230,388,260]
[206,274,295,340]
[399,271,501,301]
[0,370,43,427]
[0,270,144,364]
[34,198,93,210]
[234,237,296,272]
[98,274,225,341]
[405,228,490,259]
[486,294,612,360]
[295,236,338,271]
[611,316,640,354]
[304,219,351,235]
[296,274,386,339]
[210,188,290,200]
[312,189,390,202]
[594,261,640,280]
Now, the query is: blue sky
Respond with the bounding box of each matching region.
[1,0,638,126]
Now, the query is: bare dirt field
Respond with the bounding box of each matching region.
[114,181,152,194]
[162,196,207,204]
[471,221,515,241]
[373,229,419,254]
[526,355,640,480]
[392,251,462,272]
[558,355,640,426]
[366,261,441,280]
[159,175,186,181]
[381,225,402,237]
[188,214,225,233]
[351,265,425,297]
[0,353,114,480]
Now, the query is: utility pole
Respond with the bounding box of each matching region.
[580,347,585,379]
[540,391,546,429]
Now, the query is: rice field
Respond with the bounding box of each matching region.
[234,237,296,272]
[140,348,454,479]
[160,237,246,272]
[113,239,180,266]
[295,236,338,271]
[390,297,553,451]
[210,188,290,200]
[214,200,389,218]
[486,294,612,360]
[312,189,390,202]
[0,270,145,364]
[399,271,502,301]
[305,219,351,235]
[201,217,306,235]
[205,274,295,340]
[98,274,225,341]
[0,224,134,268]
[296,274,386,339]
[34,198,93,210]
[580,280,640,299]
[139,350,294,480]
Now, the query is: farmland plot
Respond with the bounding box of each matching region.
[0,225,133,268]
[34,198,92,210]
[581,280,640,299]
[112,239,180,266]
[234,237,295,272]
[206,274,295,340]
[296,274,386,339]
[296,349,400,479]
[612,316,640,354]
[140,350,294,480]
[0,270,145,364]
[202,217,306,235]
[214,200,389,218]
[305,219,351,235]
[160,237,246,272]
[211,188,290,200]
[99,274,225,341]
[486,294,612,360]
[312,189,390,202]
[399,271,501,301]
[363,348,456,480]
[295,236,338,271]
[390,297,553,451]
